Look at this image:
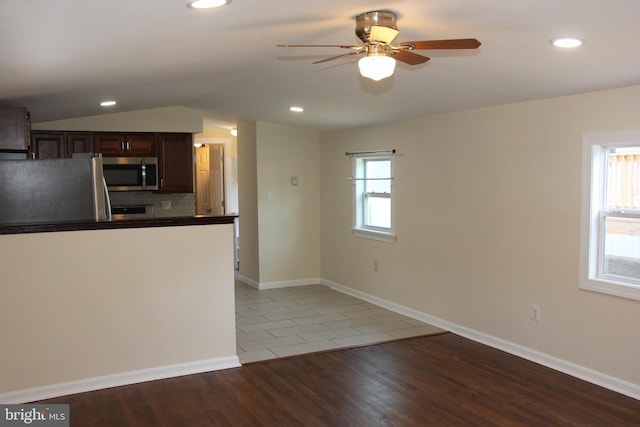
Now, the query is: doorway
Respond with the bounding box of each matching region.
[195,144,225,216]
[194,138,239,267]
[194,138,238,215]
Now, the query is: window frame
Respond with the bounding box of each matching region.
[580,131,640,300]
[352,153,396,243]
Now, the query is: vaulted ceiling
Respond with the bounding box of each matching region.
[2,0,640,131]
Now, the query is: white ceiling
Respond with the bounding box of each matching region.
[2,0,640,131]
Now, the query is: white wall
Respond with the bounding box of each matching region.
[237,120,260,282]
[236,121,322,286]
[256,122,321,284]
[0,224,238,402]
[32,106,204,133]
[320,84,640,387]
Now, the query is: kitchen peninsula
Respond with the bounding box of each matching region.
[0,215,239,403]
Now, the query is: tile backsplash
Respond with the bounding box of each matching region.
[109,191,195,217]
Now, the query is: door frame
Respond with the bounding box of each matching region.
[194,137,237,212]
[194,137,239,269]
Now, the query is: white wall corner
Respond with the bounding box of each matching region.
[235,272,259,289]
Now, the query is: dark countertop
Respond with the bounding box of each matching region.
[0,215,237,235]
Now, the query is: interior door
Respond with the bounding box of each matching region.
[209,144,225,216]
[195,144,225,216]
[195,146,212,215]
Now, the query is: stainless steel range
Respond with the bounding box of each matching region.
[111,205,154,220]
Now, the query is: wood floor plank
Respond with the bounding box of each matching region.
[36,333,640,426]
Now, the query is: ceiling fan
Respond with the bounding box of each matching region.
[277,10,481,81]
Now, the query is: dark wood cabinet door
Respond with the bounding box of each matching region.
[127,134,156,156]
[158,133,193,193]
[0,107,30,151]
[32,131,93,159]
[65,132,93,157]
[31,133,64,159]
[95,133,125,155]
[95,133,155,156]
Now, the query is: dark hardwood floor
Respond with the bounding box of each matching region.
[37,333,640,426]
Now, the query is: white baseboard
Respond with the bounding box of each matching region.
[322,278,640,401]
[235,273,322,290]
[5,279,638,403]
[449,324,640,401]
[257,278,323,290]
[0,356,241,404]
[235,272,259,288]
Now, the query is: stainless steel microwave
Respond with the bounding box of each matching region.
[102,157,159,191]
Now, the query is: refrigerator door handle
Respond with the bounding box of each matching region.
[90,156,112,222]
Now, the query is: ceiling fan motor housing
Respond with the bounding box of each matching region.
[355,10,398,43]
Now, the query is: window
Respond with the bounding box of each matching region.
[581,132,640,300]
[352,153,395,242]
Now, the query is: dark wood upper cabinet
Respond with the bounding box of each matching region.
[31,131,94,159]
[158,133,194,194]
[0,107,30,151]
[95,133,155,156]
[30,130,193,194]
[31,133,64,159]
[66,132,93,157]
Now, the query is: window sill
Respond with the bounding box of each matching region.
[580,277,640,301]
[352,228,396,243]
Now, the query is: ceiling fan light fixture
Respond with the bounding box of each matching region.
[277,10,480,81]
[358,55,396,81]
[186,0,230,9]
[369,25,400,44]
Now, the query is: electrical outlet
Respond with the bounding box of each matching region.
[531,304,541,321]
[373,259,379,272]
[161,200,171,210]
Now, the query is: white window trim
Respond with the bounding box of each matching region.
[353,227,396,243]
[580,131,640,301]
[352,153,396,243]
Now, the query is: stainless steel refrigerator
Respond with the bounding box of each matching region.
[0,156,111,225]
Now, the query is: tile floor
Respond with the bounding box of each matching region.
[235,281,445,363]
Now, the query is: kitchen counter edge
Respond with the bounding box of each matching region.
[0,215,238,235]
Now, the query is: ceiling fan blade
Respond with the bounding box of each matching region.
[277,44,359,49]
[369,25,400,44]
[399,38,481,50]
[313,51,362,64]
[392,50,430,65]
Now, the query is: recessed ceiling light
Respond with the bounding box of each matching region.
[551,37,584,48]
[186,0,230,9]
[99,100,116,107]
[289,106,304,113]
